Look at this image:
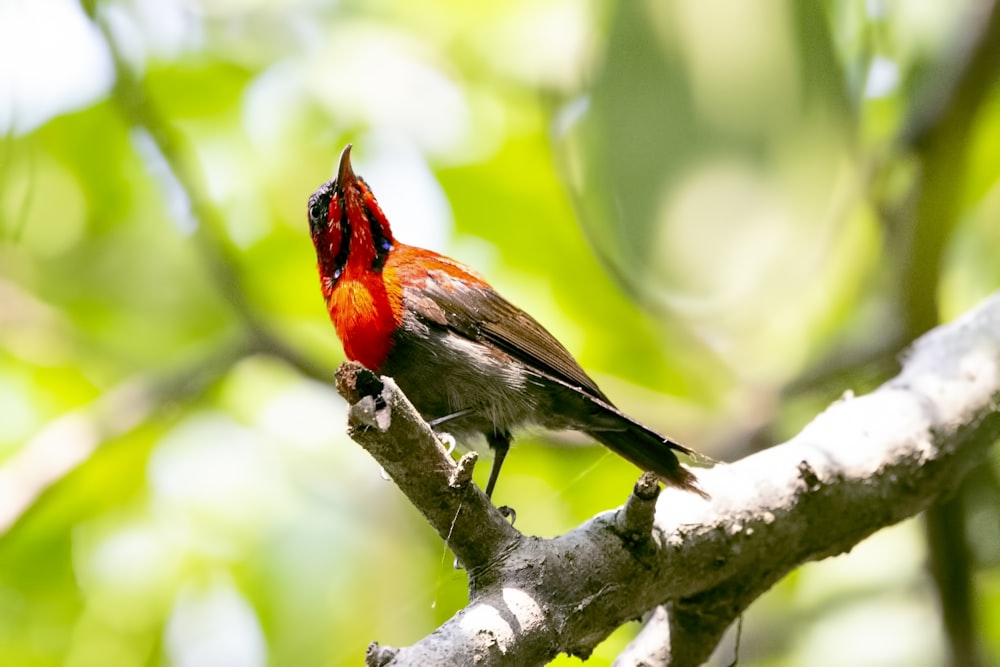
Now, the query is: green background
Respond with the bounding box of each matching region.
[2,0,999,665]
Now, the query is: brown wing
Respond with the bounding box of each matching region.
[402,263,609,403]
[391,247,707,496]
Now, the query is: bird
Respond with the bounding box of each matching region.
[307,144,707,505]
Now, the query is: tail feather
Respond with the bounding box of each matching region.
[536,372,710,498]
[586,420,709,499]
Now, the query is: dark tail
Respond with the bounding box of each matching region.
[539,374,710,497]
[586,418,709,499]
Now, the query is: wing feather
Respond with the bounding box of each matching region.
[397,255,607,402]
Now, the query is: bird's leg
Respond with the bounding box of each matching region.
[485,431,516,523]
[427,409,516,520]
[428,408,474,428]
[483,432,508,498]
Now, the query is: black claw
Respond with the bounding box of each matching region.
[498,505,517,525]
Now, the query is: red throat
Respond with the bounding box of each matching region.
[311,147,403,371]
[326,266,402,370]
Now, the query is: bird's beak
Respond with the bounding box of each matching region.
[337,143,355,190]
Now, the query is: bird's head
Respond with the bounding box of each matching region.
[307,144,395,296]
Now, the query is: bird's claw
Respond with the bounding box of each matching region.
[497,505,516,524]
[437,432,456,455]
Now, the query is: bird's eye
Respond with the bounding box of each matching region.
[309,201,325,222]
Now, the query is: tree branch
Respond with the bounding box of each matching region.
[613,605,671,667]
[334,362,520,572]
[899,0,1000,354]
[335,290,1000,666]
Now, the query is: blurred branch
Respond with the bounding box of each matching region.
[342,291,1000,667]
[0,347,246,537]
[893,4,1000,665]
[926,493,981,667]
[82,3,330,386]
[897,0,1000,338]
[4,0,337,546]
[791,0,1000,410]
[782,334,902,399]
[0,128,35,243]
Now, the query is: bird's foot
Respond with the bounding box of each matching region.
[497,505,517,525]
[436,432,456,455]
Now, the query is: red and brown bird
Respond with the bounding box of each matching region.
[308,144,706,502]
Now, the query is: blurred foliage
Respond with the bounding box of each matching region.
[1,0,999,665]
